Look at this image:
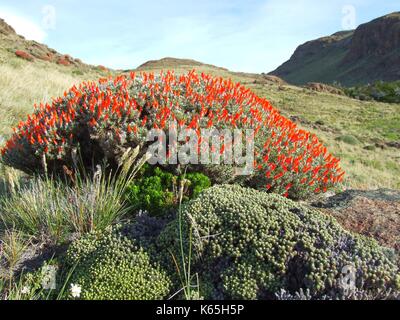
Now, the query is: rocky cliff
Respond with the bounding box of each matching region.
[270,12,400,86]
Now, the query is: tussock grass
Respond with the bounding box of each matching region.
[0,229,30,273]
[0,148,146,243]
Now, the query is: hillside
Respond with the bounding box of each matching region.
[136,57,228,71]
[0,18,112,136]
[0,18,399,190]
[270,12,400,86]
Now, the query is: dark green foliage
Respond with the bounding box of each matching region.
[64,227,171,300]
[126,166,175,216]
[159,185,399,300]
[126,165,211,216]
[185,171,212,198]
[345,81,400,104]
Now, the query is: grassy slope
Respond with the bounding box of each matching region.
[276,48,349,85]
[0,55,399,190]
[0,47,110,137]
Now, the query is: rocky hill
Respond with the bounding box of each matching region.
[270,12,400,86]
[0,18,107,71]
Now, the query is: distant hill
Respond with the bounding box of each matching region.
[270,12,400,86]
[136,57,228,71]
[133,57,289,86]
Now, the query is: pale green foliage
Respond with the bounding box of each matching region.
[65,228,171,300]
[160,185,399,300]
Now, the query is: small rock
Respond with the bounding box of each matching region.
[15,50,34,61]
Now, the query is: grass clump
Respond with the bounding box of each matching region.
[335,135,360,145]
[0,149,145,243]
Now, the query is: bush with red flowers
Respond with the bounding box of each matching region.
[1,71,344,199]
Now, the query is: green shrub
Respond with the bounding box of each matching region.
[159,185,399,300]
[64,227,171,300]
[185,172,212,198]
[363,145,376,151]
[335,134,359,145]
[126,165,211,216]
[345,81,400,104]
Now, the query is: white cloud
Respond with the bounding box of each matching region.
[0,8,47,42]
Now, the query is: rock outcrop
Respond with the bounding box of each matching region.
[305,82,344,95]
[313,189,400,251]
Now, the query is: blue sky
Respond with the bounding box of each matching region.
[0,0,398,72]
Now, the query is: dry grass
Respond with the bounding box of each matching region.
[0,51,106,136]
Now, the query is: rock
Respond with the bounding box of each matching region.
[305,82,344,95]
[15,50,34,61]
[97,65,108,71]
[344,12,400,63]
[313,189,400,251]
[57,55,73,66]
[255,74,287,86]
[37,52,54,62]
[386,141,400,149]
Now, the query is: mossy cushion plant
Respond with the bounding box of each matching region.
[64,227,171,300]
[160,185,399,300]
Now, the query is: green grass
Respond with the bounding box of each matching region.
[246,83,400,190]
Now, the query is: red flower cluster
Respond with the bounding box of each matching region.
[1,70,344,198]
